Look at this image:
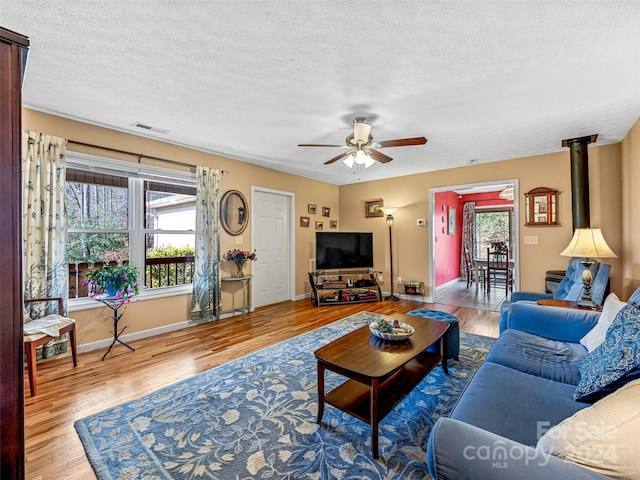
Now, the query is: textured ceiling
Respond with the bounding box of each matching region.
[4,1,640,185]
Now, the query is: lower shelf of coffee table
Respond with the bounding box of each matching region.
[324,350,442,425]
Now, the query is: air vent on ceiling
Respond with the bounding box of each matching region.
[132,122,170,134]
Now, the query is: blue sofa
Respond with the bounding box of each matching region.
[499,258,611,333]
[427,287,640,480]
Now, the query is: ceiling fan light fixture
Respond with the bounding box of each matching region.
[353,117,371,143]
[342,155,355,168]
[354,149,367,165]
[499,185,514,201]
[363,155,376,168]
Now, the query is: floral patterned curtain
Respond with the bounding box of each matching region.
[191,166,222,320]
[22,131,69,359]
[460,201,476,278]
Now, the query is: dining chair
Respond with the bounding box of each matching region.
[464,246,485,290]
[486,248,513,296]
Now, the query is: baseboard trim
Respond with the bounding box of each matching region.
[77,310,252,353]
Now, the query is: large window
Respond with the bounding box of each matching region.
[66,153,196,300]
[474,208,513,258]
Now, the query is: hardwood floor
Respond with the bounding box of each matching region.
[24,298,498,479]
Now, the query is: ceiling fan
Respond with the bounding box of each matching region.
[298,117,427,168]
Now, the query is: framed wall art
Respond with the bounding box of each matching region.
[308,204,317,214]
[448,206,456,235]
[365,199,384,218]
[300,216,310,228]
[322,207,330,217]
[315,221,323,230]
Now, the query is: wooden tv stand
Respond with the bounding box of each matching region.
[308,270,382,306]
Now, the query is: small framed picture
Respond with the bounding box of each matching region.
[330,220,337,229]
[365,199,384,218]
[300,216,310,228]
[308,204,317,214]
[322,207,330,217]
[448,206,456,235]
[538,204,547,214]
[315,221,323,230]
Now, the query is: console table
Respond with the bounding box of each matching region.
[218,275,252,320]
[95,295,136,360]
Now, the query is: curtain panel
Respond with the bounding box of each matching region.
[191,166,222,320]
[22,130,69,359]
[460,201,476,278]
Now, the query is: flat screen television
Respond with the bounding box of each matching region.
[315,232,374,270]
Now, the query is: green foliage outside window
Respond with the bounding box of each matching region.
[145,245,196,288]
[475,210,511,258]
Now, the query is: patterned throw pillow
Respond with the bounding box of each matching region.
[575,302,640,402]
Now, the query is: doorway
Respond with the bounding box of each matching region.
[428,180,519,310]
[251,187,295,308]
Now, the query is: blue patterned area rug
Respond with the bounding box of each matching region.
[75,312,494,479]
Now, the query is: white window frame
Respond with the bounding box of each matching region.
[66,151,197,311]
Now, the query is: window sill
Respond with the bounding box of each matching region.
[68,284,193,312]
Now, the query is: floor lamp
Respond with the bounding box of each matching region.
[560,228,617,307]
[381,207,399,301]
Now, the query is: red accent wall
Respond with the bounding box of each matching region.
[434,191,462,286]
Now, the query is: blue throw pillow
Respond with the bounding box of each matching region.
[575,302,640,402]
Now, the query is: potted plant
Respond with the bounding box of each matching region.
[83,264,140,299]
[224,249,257,277]
[490,241,509,253]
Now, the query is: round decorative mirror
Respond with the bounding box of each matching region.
[220,190,248,236]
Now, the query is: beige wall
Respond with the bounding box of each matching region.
[621,118,640,298]
[339,144,625,298]
[23,108,639,348]
[23,109,338,346]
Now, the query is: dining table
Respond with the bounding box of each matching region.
[473,257,515,292]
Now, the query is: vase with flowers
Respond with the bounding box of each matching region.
[83,264,140,300]
[490,241,509,253]
[224,249,257,277]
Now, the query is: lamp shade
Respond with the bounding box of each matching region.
[380,206,398,216]
[560,228,617,259]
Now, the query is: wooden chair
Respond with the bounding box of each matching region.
[463,246,485,290]
[486,248,514,296]
[23,297,77,396]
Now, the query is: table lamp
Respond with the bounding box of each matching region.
[560,228,616,307]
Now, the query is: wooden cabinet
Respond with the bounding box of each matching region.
[1,26,29,479]
[309,270,381,306]
[525,187,558,225]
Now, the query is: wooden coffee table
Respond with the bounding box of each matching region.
[314,313,449,458]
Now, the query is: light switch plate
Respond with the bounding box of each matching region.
[417,218,426,226]
[524,235,539,245]
[235,236,244,245]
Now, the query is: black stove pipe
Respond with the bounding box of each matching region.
[562,134,597,230]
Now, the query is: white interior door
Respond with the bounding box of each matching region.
[252,188,293,308]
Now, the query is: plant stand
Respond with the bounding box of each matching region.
[95,295,135,360]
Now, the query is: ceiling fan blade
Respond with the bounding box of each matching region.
[375,137,428,148]
[324,151,352,165]
[369,149,393,164]
[298,143,349,148]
